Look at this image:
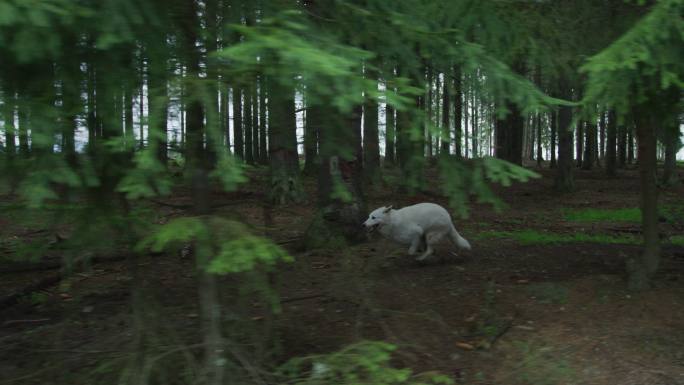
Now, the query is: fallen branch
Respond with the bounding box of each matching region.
[280,294,325,304]
[3,318,51,326]
[0,254,132,274]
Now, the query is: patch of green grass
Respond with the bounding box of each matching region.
[478,229,640,245]
[563,207,641,223]
[671,235,684,246]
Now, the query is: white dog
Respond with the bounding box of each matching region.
[363,202,471,261]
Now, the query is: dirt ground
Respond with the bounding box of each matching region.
[1,164,683,385]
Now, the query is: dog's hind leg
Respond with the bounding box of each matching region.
[408,237,421,255]
[415,231,446,261]
[415,244,434,261]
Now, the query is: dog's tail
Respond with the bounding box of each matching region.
[449,226,471,250]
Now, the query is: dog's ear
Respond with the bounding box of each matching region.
[383,205,393,213]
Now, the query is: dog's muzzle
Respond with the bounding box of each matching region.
[365,224,380,233]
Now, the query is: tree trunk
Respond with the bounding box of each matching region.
[258,76,268,164]
[17,101,29,156]
[441,70,450,156]
[606,109,617,176]
[147,48,168,166]
[576,121,584,167]
[599,110,606,164]
[252,79,259,162]
[2,90,15,157]
[464,78,469,159]
[495,101,524,166]
[550,110,557,168]
[268,79,303,204]
[662,118,680,185]
[554,80,574,192]
[244,85,254,164]
[618,121,627,167]
[233,87,243,159]
[385,102,395,165]
[396,97,424,191]
[138,54,145,148]
[627,105,660,291]
[582,120,596,170]
[221,85,229,151]
[453,65,462,158]
[536,111,543,166]
[305,103,366,249]
[472,79,479,158]
[303,99,319,175]
[363,77,380,179]
[627,126,635,164]
[177,1,223,383]
[426,67,433,159]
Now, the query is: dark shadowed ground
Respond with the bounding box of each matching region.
[2,163,683,385]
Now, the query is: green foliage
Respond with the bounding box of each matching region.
[117,148,173,199]
[277,341,453,385]
[439,157,540,218]
[478,229,640,245]
[581,0,684,116]
[139,217,292,274]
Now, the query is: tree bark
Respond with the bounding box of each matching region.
[582,120,596,170]
[453,65,462,158]
[550,109,557,168]
[441,70,450,156]
[495,101,524,166]
[363,76,380,179]
[233,87,243,159]
[385,102,395,165]
[147,46,168,166]
[536,111,543,166]
[244,85,254,164]
[618,120,627,167]
[252,79,260,162]
[606,109,617,176]
[599,110,606,164]
[554,79,574,192]
[576,121,584,167]
[305,103,366,248]
[662,118,680,185]
[627,104,660,291]
[627,126,635,164]
[472,77,479,158]
[268,79,303,204]
[426,67,434,158]
[2,88,15,157]
[177,1,223,383]
[258,76,268,164]
[303,98,318,175]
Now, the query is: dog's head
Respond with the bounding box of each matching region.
[363,206,393,233]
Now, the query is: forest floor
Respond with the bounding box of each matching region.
[1,163,684,385]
